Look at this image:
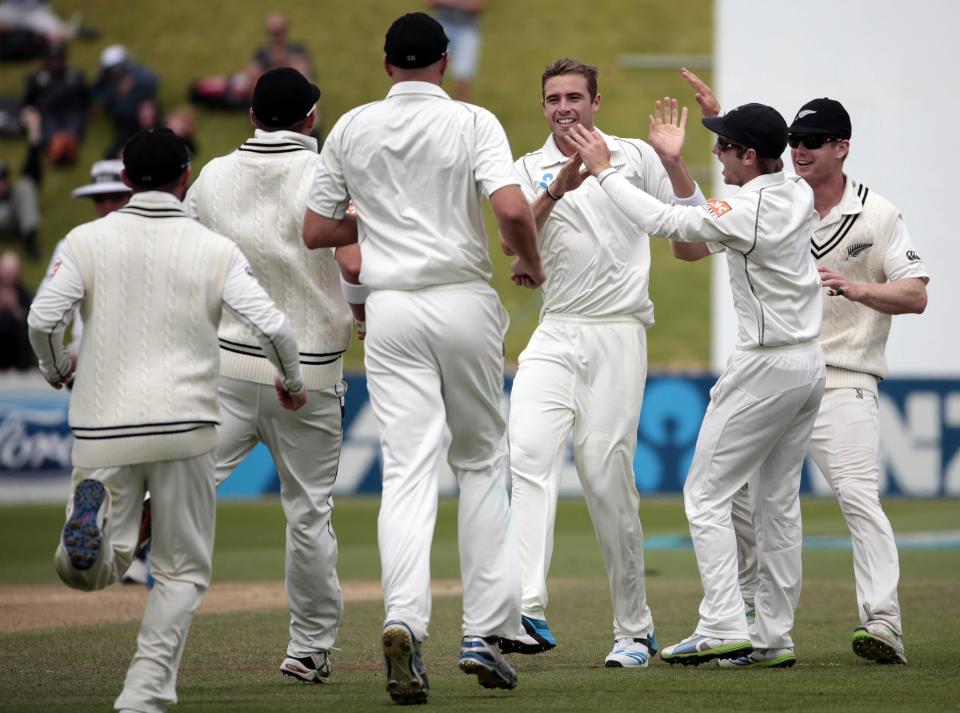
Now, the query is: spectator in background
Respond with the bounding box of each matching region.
[249,12,313,85]
[0,250,34,371]
[428,0,487,102]
[163,105,197,156]
[91,44,158,158]
[0,107,42,259]
[23,41,88,166]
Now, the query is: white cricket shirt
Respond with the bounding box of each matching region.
[599,169,822,349]
[516,130,704,324]
[307,81,520,291]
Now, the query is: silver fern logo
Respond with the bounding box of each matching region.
[846,242,873,258]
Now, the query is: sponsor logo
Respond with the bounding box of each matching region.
[846,242,873,259]
[539,173,555,190]
[49,259,62,278]
[706,199,732,218]
[906,250,921,262]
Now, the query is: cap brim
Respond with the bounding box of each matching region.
[701,116,730,136]
[72,182,131,198]
[786,122,835,135]
[309,83,321,103]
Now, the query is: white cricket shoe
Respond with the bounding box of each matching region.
[853,621,907,664]
[280,651,332,683]
[660,633,752,666]
[717,647,796,668]
[604,635,658,668]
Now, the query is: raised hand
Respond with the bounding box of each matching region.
[649,97,688,162]
[681,67,721,118]
[563,125,611,177]
[551,154,589,197]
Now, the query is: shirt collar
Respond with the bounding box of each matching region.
[538,127,619,169]
[250,129,318,152]
[835,175,863,215]
[386,81,451,100]
[741,171,786,192]
[126,191,185,210]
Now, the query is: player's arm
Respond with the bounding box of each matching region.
[565,125,744,249]
[490,185,545,288]
[27,243,84,389]
[303,209,358,248]
[819,270,927,315]
[529,155,586,232]
[335,243,367,339]
[221,249,307,409]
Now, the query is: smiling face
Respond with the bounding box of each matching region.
[712,136,749,186]
[791,136,848,187]
[542,73,600,155]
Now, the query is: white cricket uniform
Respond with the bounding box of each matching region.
[307,80,520,642]
[28,191,302,713]
[186,129,352,658]
[598,168,825,649]
[510,131,705,640]
[734,177,929,636]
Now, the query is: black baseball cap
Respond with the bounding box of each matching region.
[384,12,448,69]
[788,98,851,139]
[251,67,320,128]
[122,127,191,188]
[702,103,788,159]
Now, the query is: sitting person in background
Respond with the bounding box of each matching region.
[0,250,34,371]
[0,107,42,259]
[23,41,88,165]
[91,44,158,158]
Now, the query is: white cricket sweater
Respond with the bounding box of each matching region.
[187,130,352,391]
[28,192,304,468]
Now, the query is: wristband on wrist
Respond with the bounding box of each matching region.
[340,275,370,304]
[545,185,563,201]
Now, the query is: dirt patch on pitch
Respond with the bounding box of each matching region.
[0,579,465,633]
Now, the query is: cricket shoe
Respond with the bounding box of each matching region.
[717,647,796,668]
[498,615,556,655]
[660,633,752,666]
[382,620,429,705]
[852,621,907,664]
[604,634,658,668]
[458,636,518,689]
[62,479,108,571]
[120,556,148,585]
[280,651,332,683]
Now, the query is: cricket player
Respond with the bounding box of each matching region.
[505,59,706,668]
[566,100,825,669]
[683,72,928,665]
[302,12,543,705]
[28,127,306,713]
[186,67,358,684]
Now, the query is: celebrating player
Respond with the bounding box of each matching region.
[186,67,359,684]
[28,128,306,713]
[565,98,825,669]
[504,59,705,668]
[302,11,543,705]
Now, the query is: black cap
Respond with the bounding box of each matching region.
[702,103,788,158]
[788,98,851,139]
[251,67,321,128]
[122,127,191,188]
[384,12,448,69]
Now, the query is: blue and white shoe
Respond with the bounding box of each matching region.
[382,620,429,705]
[660,633,752,666]
[459,636,518,689]
[604,633,659,668]
[62,479,108,571]
[717,647,796,668]
[498,615,556,655]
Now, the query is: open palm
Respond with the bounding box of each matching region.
[648,97,687,161]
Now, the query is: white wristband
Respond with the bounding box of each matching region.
[340,276,370,304]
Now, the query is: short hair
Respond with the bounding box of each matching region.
[542,59,599,100]
[733,146,783,175]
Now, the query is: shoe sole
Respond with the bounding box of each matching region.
[458,656,517,689]
[718,653,797,669]
[852,631,906,665]
[662,641,753,666]
[63,480,106,571]
[604,658,650,668]
[383,624,428,705]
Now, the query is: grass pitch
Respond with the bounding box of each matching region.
[1,497,958,712]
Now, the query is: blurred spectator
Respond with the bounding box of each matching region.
[428,0,487,102]
[163,105,197,156]
[23,41,88,165]
[0,107,42,259]
[0,0,66,57]
[91,44,158,158]
[188,12,312,111]
[0,250,34,371]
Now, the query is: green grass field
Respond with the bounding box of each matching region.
[1,497,958,712]
[0,0,715,369]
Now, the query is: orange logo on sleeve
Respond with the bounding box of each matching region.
[49,259,62,278]
[706,199,732,218]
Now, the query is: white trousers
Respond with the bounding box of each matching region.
[54,451,216,713]
[685,344,824,649]
[364,282,520,642]
[734,387,901,633]
[215,376,344,656]
[509,316,653,639]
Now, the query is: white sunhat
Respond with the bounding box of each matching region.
[99,44,129,69]
[71,160,131,198]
